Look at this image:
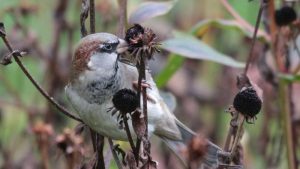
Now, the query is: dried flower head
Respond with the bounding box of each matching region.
[55,129,83,156]
[112,88,139,113]
[32,122,54,136]
[124,24,160,64]
[233,87,262,119]
[275,6,297,26]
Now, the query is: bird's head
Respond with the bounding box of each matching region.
[71,33,128,80]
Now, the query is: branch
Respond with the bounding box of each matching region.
[117,0,127,38]
[0,23,82,122]
[80,0,89,37]
[89,0,95,34]
[122,113,136,151]
[108,139,123,169]
[244,1,267,74]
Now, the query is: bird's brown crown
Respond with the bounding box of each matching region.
[71,33,119,80]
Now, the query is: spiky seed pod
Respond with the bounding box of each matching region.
[275,6,297,26]
[112,89,139,113]
[124,24,160,64]
[125,24,145,49]
[233,87,262,118]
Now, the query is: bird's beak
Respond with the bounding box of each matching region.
[116,38,128,54]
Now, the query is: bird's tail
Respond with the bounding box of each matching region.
[161,119,222,169]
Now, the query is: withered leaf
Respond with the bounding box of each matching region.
[125,151,137,169]
[131,111,146,139]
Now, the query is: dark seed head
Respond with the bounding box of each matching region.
[112,89,139,113]
[275,6,297,26]
[233,87,262,118]
[125,24,145,48]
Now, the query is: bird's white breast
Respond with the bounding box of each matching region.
[65,63,180,141]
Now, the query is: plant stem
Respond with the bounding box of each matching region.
[0,28,82,122]
[230,116,245,157]
[108,139,123,169]
[123,114,136,151]
[89,0,95,34]
[244,1,266,74]
[278,80,297,169]
[140,57,148,141]
[117,0,127,38]
[80,0,89,37]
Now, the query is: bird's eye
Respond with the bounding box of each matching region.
[103,43,112,51]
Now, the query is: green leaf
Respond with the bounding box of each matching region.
[278,74,300,83]
[191,19,268,42]
[155,55,184,88]
[128,1,176,24]
[161,31,245,68]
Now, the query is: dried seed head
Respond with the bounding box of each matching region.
[125,24,145,49]
[124,24,160,63]
[32,122,54,136]
[233,87,262,118]
[55,129,83,156]
[275,6,297,26]
[187,135,208,166]
[112,89,139,113]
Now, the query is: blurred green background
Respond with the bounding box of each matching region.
[0,0,297,169]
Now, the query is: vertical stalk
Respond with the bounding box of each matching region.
[108,139,123,169]
[278,80,297,169]
[117,0,127,38]
[140,57,148,140]
[89,0,95,34]
[123,114,136,151]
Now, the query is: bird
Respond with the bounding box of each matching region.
[65,32,223,168]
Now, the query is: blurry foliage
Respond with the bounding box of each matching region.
[0,0,299,169]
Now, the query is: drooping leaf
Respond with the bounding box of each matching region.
[128,1,176,24]
[278,74,300,83]
[191,19,269,42]
[155,55,184,88]
[161,31,245,68]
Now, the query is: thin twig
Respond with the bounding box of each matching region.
[244,1,267,74]
[89,0,95,34]
[279,80,297,169]
[136,53,151,168]
[123,114,136,151]
[108,139,123,169]
[80,0,89,37]
[134,59,144,163]
[220,0,270,41]
[117,0,127,38]
[0,24,82,122]
[230,116,245,157]
[95,134,105,169]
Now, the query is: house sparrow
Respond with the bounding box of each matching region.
[65,33,222,168]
